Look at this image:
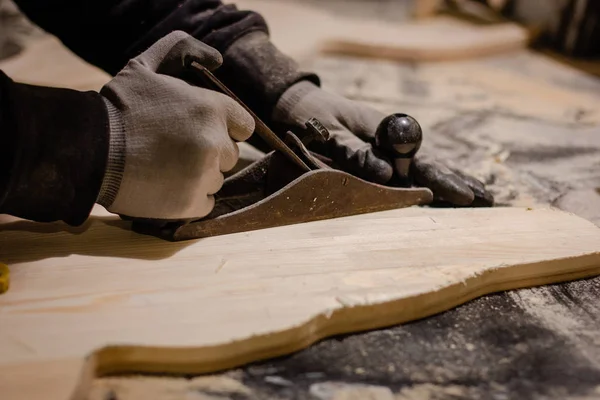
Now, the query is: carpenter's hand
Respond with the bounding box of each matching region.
[273,81,493,207]
[97,31,255,220]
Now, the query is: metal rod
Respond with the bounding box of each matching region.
[189,61,310,172]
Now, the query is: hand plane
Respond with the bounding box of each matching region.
[131,60,433,241]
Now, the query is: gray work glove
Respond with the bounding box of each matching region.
[97,31,255,220]
[273,81,493,207]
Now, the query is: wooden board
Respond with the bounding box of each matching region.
[1,206,600,400]
[236,0,530,63]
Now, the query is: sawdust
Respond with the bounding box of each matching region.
[312,53,600,126]
[310,382,395,400]
[509,283,600,370]
[395,384,470,400]
[314,51,600,211]
[554,189,600,227]
[88,375,254,400]
[568,386,600,400]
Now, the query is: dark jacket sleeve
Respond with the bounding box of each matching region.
[0,71,109,225]
[13,0,320,125]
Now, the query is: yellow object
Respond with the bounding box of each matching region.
[0,263,9,294]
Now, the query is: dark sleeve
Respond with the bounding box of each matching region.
[13,0,319,124]
[0,71,109,225]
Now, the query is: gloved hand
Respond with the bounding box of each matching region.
[273,81,493,207]
[97,31,255,220]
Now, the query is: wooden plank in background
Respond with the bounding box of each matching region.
[0,0,530,93]
[237,0,530,63]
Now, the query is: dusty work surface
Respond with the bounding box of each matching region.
[91,51,600,400]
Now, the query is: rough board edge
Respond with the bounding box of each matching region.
[33,252,596,400]
[320,36,529,62]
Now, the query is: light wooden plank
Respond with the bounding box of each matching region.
[1,206,600,400]
[237,0,530,63]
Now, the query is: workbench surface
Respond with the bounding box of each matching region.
[86,48,600,400]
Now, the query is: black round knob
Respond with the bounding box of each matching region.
[374,113,422,159]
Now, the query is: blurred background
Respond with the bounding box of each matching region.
[1,0,599,62]
[0,0,41,60]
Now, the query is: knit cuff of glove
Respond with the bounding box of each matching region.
[219,31,321,125]
[272,80,319,125]
[96,98,126,208]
